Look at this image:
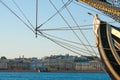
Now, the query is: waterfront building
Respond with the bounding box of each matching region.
[0,60,8,70]
[29,57,45,71]
[0,55,104,72]
[42,54,76,71]
[7,59,30,70]
[75,61,103,72]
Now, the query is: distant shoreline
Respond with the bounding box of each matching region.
[0,70,105,73]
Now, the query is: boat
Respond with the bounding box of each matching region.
[38,69,40,72]
[93,17,120,80]
[76,0,120,79]
[0,0,119,79]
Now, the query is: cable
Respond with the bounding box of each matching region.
[62,0,98,56]
[38,31,107,73]
[12,0,34,30]
[37,0,72,28]
[39,24,93,31]
[49,0,93,56]
[42,32,97,48]
[37,31,85,56]
[39,21,117,32]
[43,32,99,56]
[0,0,35,33]
[40,27,92,31]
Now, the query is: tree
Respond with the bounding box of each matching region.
[1,56,7,60]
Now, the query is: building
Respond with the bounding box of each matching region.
[42,54,76,71]
[0,59,8,70]
[75,61,104,72]
[29,57,45,71]
[7,58,30,71]
[0,55,104,72]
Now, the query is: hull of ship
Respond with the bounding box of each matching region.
[97,21,120,80]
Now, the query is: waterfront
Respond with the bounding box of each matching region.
[0,72,111,80]
[0,55,104,72]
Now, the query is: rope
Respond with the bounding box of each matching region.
[39,21,118,32]
[0,0,35,33]
[38,31,106,74]
[12,0,34,30]
[37,31,85,56]
[43,32,97,48]
[37,0,72,28]
[40,27,92,31]
[49,0,93,56]
[62,0,98,56]
[42,32,98,55]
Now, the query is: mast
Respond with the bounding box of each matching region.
[35,0,38,38]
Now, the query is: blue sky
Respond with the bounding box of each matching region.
[0,0,117,59]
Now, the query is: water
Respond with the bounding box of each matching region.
[0,72,111,80]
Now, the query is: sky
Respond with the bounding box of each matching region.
[0,0,118,59]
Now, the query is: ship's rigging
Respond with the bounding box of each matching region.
[0,0,98,56]
[0,0,120,79]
